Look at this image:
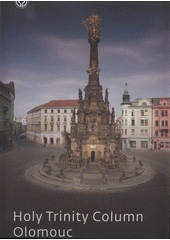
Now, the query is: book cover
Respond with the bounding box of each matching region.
[1,1,169,239]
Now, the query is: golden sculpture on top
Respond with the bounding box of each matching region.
[82,14,101,43]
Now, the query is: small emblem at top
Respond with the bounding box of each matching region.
[14,1,29,9]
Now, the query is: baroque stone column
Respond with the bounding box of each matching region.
[82,14,103,102]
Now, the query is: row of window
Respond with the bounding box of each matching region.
[122,119,127,126]
[44,109,74,114]
[43,137,60,145]
[122,110,127,116]
[122,109,169,117]
[155,130,168,137]
[122,119,149,126]
[140,119,148,126]
[2,106,9,115]
[155,110,168,116]
[1,89,11,99]
[141,110,148,116]
[44,125,67,132]
[155,120,168,127]
[122,109,148,117]
[130,141,148,148]
[122,129,148,136]
[122,129,169,137]
[44,116,68,122]
[154,141,170,149]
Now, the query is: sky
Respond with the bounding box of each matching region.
[1,1,169,118]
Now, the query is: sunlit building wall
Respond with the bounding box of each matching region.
[27,100,78,145]
[121,88,152,149]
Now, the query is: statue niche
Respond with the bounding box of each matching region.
[79,111,85,123]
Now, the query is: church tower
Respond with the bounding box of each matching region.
[121,84,131,149]
[121,83,131,105]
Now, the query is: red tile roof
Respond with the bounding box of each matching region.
[43,100,78,108]
[152,98,170,100]
[27,100,78,113]
[27,104,44,113]
[152,98,170,106]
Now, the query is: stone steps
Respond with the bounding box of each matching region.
[26,161,154,192]
[49,158,143,181]
[81,178,103,185]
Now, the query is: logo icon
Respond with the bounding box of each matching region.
[14,1,29,9]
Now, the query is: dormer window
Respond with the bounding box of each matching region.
[142,102,147,106]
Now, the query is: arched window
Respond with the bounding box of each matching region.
[91,151,95,162]
[142,102,147,106]
[44,137,47,144]
[50,138,54,145]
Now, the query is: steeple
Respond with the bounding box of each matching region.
[121,83,131,105]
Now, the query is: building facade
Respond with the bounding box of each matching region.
[16,117,27,126]
[27,100,78,145]
[14,117,27,137]
[121,89,152,149]
[0,81,15,149]
[152,98,170,150]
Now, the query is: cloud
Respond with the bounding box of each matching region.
[38,77,85,89]
[37,29,168,78]
[100,30,168,65]
[39,35,89,66]
[3,28,169,118]
[102,72,169,101]
[106,46,142,59]
[3,28,168,79]
[104,72,169,90]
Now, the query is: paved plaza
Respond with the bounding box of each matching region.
[25,155,154,192]
[1,140,169,238]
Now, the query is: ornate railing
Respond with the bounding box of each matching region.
[119,157,144,181]
[68,160,87,169]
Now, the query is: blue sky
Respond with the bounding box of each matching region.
[1,1,169,117]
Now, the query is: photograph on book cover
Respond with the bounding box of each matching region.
[1,1,169,238]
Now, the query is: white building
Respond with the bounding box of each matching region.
[15,117,27,125]
[27,100,78,145]
[121,89,152,149]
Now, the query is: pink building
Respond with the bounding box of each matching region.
[152,98,170,150]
